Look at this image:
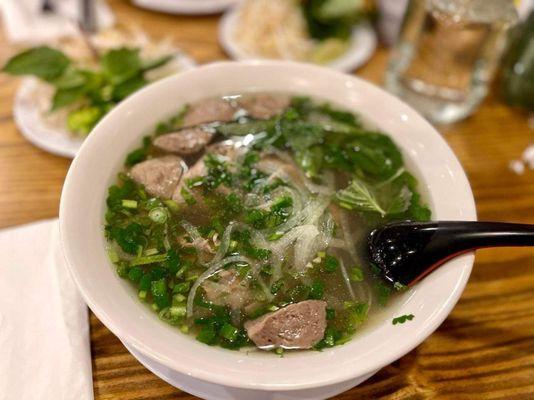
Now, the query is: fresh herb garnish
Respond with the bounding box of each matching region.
[392,314,415,325]
[2,45,173,136]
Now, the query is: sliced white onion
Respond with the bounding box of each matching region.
[207,222,236,267]
[186,255,251,318]
[339,258,356,301]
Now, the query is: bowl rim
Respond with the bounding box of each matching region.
[60,60,476,391]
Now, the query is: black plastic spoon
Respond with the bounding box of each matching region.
[368,221,534,286]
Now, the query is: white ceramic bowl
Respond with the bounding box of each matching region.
[60,61,476,399]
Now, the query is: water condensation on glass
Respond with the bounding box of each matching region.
[385,0,518,124]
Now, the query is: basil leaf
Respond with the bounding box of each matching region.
[51,86,86,111]
[101,47,141,84]
[51,67,87,89]
[112,75,147,101]
[2,46,70,81]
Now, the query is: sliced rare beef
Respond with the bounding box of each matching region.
[153,127,215,156]
[244,300,327,349]
[238,94,290,120]
[129,155,183,199]
[183,98,237,127]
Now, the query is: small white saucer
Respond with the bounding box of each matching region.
[131,0,240,15]
[14,54,196,159]
[219,6,377,73]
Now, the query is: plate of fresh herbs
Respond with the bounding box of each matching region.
[4,45,195,158]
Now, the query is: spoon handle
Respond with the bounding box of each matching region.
[369,221,534,286]
[412,221,534,283]
[433,221,534,249]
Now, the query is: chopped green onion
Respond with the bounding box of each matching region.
[271,279,283,294]
[163,199,179,212]
[220,323,239,341]
[170,305,187,317]
[121,199,138,209]
[392,314,414,325]
[138,290,147,300]
[228,240,238,252]
[129,253,168,266]
[181,187,197,205]
[107,247,119,263]
[326,308,336,320]
[173,294,186,303]
[180,324,189,333]
[268,232,284,241]
[173,281,190,294]
[309,281,325,300]
[149,207,167,224]
[349,266,364,282]
[128,266,143,283]
[151,303,159,311]
[144,248,159,256]
[323,254,339,272]
[197,325,217,344]
[116,262,128,278]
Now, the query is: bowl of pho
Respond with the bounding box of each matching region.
[60,61,476,399]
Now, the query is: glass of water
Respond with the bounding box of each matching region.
[385,0,518,124]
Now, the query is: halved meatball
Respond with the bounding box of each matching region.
[238,94,290,120]
[129,156,183,199]
[153,127,214,156]
[183,98,237,127]
[244,300,327,349]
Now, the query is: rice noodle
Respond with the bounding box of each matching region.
[186,255,251,318]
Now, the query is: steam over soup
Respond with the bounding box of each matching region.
[104,93,431,351]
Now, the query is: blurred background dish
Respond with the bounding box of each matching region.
[219,0,377,72]
[131,0,241,15]
[10,28,196,158]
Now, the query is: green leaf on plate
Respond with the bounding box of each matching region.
[111,75,147,101]
[101,47,141,84]
[2,46,70,81]
[51,67,87,89]
[51,86,86,111]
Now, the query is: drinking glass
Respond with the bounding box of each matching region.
[385,0,518,124]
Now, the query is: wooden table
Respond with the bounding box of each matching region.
[1,1,533,398]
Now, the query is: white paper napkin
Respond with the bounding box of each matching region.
[0,0,115,44]
[0,219,93,400]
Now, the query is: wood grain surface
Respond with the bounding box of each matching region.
[1,1,533,399]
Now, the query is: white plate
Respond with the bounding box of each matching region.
[219,6,377,72]
[14,54,196,159]
[131,0,240,15]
